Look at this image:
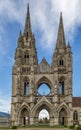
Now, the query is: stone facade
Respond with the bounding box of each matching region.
[11,4,81,126]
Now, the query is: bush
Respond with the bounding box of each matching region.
[77,126,81,130]
[12,125,17,129]
[69,125,75,129]
[64,125,67,127]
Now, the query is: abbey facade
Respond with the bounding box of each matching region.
[11,4,81,126]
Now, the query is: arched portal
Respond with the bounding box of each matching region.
[19,108,29,126]
[33,101,55,126]
[59,108,67,125]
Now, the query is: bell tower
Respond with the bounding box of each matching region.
[52,13,72,107]
[11,4,38,125]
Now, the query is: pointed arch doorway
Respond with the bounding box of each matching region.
[38,109,50,125]
[59,108,68,126]
[33,101,55,126]
[20,108,29,126]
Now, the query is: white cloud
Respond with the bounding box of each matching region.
[39,109,49,119]
[0,0,81,51]
[31,0,81,48]
[0,0,25,24]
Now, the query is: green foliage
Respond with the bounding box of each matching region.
[0,127,11,129]
[44,117,49,123]
[69,125,75,129]
[64,125,67,127]
[12,125,17,129]
[77,126,81,130]
[39,117,49,124]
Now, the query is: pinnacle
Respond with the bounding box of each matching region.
[19,30,22,37]
[67,42,71,48]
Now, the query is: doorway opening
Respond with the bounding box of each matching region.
[20,108,29,126]
[59,108,67,126]
[38,109,50,125]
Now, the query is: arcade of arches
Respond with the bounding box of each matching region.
[11,4,81,126]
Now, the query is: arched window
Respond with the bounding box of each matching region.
[27,54,29,59]
[59,81,64,95]
[59,59,64,66]
[73,111,78,121]
[24,82,29,95]
[27,32,28,37]
[24,53,29,63]
[37,83,51,96]
[24,54,26,59]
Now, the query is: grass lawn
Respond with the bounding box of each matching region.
[0,128,11,130]
[0,125,77,130]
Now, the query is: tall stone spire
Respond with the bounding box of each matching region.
[56,12,66,48]
[24,4,32,36]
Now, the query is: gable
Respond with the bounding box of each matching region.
[38,58,51,73]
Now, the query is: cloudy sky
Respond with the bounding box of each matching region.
[0,0,81,114]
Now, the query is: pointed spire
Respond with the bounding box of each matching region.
[56,12,66,48]
[18,30,22,42]
[19,30,22,37]
[66,42,72,53]
[24,3,32,36]
[67,42,71,48]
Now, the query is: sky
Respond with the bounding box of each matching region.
[0,0,81,115]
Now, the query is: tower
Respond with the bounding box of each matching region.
[11,4,38,126]
[52,13,72,106]
[51,13,72,125]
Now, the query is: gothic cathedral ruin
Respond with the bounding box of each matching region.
[11,4,81,126]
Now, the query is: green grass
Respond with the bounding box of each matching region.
[0,125,70,129]
[17,124,68,129]
[0,127,12,130]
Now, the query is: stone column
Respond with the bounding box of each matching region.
[50,117,54,126]
[30,115,34,125]
[54,117,59,125]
